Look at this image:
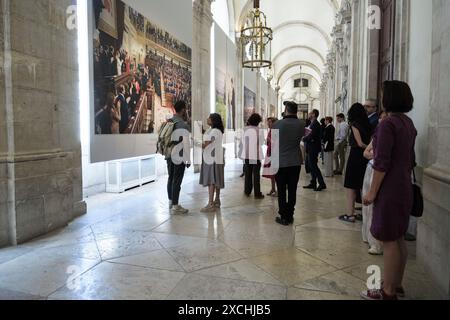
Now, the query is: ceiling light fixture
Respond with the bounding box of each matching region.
[240,0,273,70]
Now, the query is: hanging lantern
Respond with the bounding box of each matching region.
[240,0,273,70]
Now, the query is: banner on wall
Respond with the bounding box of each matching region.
[225,74,236,130]
[215,67,227,126]
[93,0,192,136]
[261,97,267,122]
[270,104,276,118]
[244,87,256,125]
[214,23,237,131]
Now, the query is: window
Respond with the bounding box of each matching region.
[294,78,309,88]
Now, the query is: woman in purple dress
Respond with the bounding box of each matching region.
[361,81,417,300]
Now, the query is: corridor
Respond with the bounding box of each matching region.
[0,159,445,300]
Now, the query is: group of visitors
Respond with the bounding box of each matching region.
[305,82,417,300]
[162,80,418,301]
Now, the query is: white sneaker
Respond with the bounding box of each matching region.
[368,246,383,255]
[200,204,216,212]
[171,205,189,214]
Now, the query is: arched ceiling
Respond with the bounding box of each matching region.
[233,0,340,96]
[278,65,322,89]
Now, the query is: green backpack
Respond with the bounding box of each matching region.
[157,120,176,159]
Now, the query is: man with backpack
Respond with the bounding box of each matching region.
[158,101,190,214]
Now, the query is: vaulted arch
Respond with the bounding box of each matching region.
[276,61,323,85]
[279,70,321,90]
[273,21,332,46]
[272,45,326,71]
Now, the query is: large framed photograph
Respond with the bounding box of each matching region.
[92,0,192,135]
[98,0,118,39]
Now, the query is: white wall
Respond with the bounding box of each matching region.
[212,0,230,40]
[408,0,433,167]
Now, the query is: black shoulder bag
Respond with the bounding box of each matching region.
[411,169,424,218]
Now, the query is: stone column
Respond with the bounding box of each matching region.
[192,0,213,172]
[366,0,380,100]
[348,0,361,104]
[235,44,244,130]
[275,86,281,117]
[341,1,352,114]
[325,49,336,118]
[393,0,410,81]
[0,0,86,247]
[256,70,261,114]
[417,0,450,296]
[335,39,343,119]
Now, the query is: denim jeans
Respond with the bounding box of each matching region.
[167,159,186,205]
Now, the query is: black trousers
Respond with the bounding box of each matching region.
[167,159,186,205]
[308,150,325,187]
[244,160,262,196]
[304,152,311,174]
[276,166,301,221]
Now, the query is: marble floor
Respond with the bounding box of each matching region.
[0,158,447,300]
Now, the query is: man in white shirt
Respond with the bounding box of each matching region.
[334,113,349,175]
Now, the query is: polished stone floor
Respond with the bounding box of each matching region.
[0,158,447,300]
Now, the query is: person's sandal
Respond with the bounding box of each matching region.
[339,215,356,223]
[200,204,216,213]
[396,286,406,298]
[381,281,405,298]
[360,288,397,300]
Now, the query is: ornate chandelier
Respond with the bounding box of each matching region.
[240,0,273,69]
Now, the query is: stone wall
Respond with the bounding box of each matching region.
[0,0,9,245]
[0,0,85,247]
[417,0,450,297]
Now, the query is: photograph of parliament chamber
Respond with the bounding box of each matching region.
[0,0,449,301]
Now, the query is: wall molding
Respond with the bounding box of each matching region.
[424,164,450,186]
[423,164,450,213]
[0,150,71,164]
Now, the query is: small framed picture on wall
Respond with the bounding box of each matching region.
[99,0,118,39]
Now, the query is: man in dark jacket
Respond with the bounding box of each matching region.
[303,109,326,191]
[272,101,305,226]
[323,117,336,177]
[364,99,379,135]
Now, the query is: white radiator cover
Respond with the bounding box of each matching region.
[106,155,157,193]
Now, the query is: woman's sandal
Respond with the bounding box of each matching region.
[339,214,356,223]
